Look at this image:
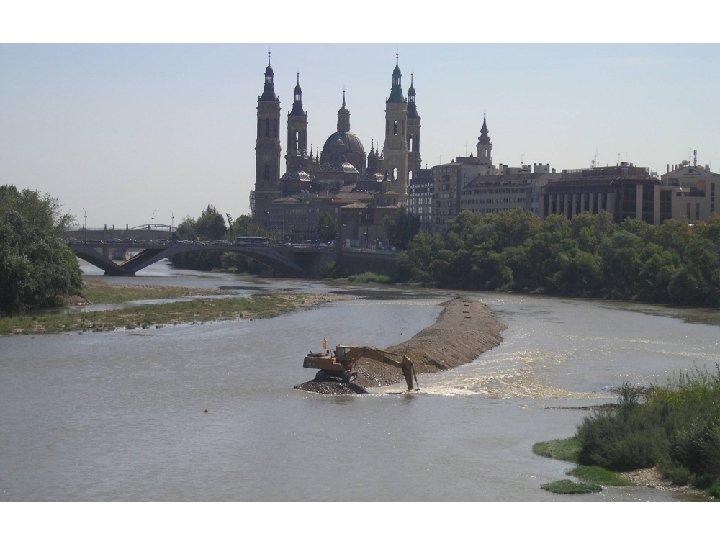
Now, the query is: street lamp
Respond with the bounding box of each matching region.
[83,208,87,243]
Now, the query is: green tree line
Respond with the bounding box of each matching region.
[0,185,82,313]
[169,205,274,273]
[397,209,720,307]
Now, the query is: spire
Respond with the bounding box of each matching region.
[407,72,418,118]
[478,114,491,145]
[337,89,350,133]
[387,56,405,103]
[260,51,276,101]
[290,71,305,115]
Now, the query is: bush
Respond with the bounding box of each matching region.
[0,185,82,313]
[575,366,720,494]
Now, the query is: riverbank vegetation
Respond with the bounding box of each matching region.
[0,287,335,336]
[81,278,222,304]
[0,185,82,313]
[535,367,720,498]
[397,210,720,308]
[345,272,394,284]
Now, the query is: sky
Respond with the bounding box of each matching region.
[1,2,719,230]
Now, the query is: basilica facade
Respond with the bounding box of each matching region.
[250,54,422,246]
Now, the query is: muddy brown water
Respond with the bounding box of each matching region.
[1,260,718,501]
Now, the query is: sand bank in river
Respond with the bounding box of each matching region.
[297,297,506,393]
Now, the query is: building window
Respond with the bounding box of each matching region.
[393,121,398,136]
[711,183,716,214]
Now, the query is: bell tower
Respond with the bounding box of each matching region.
[476,114,492,167]
[253,52,282,221]
[286,72,308,174]
[406,73,421,180]
[382,56,409,195]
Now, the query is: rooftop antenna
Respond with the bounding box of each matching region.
[591,148,599,168]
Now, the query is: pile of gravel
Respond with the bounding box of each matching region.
[294,380,368,395]
[296,297,506,395]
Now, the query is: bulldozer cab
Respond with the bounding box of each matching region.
[334,345,354,363]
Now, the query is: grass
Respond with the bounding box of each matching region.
[533,437,606,495]
[541,479,602,495]
[0,292,330,335]
[346,272,393,284]
[532,437,582,462]
[567,465,632,486]
[81,278,222,304]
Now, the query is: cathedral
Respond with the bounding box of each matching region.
[250,53,423,246]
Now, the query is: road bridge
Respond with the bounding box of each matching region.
[69,237,400,278]
[70,240,316,277]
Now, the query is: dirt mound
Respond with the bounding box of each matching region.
[299,297,506,394]
[294,380,368,395]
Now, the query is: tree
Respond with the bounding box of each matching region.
[227,214,270,239]
[194,205,227,241]
[0,185,82,313]
[385,207,420,249]
[317,212,336,243]
[175,216,197,240]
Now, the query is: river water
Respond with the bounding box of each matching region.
[1,261,718,502]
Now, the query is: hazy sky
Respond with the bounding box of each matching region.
[2,6,719,229]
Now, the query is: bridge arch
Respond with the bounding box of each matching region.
[70,241,308,277]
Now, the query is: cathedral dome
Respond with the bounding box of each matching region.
[321,131,365,159]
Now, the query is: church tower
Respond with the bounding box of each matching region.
[382,57,409,194]
[476,115,492,167]
[406,73,421,180]
[285,72,308,174]
[253,52,282,221]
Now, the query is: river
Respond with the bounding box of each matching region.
[1,261,718,502]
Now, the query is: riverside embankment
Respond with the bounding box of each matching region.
[0,278,345,335]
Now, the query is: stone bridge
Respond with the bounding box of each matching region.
[70,239,400,278]
[71,241,311,277]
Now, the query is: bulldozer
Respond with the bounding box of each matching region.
[303,345,419,391]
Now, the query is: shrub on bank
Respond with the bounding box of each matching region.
[576,367,720,493]
[540,479,602,494]
[346,272,393,284]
